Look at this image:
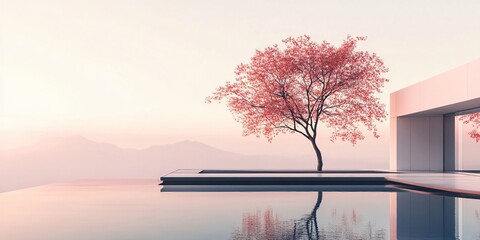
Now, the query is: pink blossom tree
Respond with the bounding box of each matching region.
[459,112,480,142]
[208,36,388,171]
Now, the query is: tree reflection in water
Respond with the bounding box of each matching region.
[231,192,386,240]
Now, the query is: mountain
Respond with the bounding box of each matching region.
[0,136,315,192]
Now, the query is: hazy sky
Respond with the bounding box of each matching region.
[1,0,480,158]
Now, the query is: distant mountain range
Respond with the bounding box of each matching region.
[0,136,318,192]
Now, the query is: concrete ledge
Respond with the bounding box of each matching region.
[161,184,405,192]
[161,177,389,185]
[201,169,394,174]
[161,169,393,185]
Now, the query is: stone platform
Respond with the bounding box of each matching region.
[160,169,480,196]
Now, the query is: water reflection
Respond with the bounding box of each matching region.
[477,210,480,240]
[476,209,480,240]
[300,191,321,239]
[460,198,480,239]
[1,181,480,240]
[232,191,386,240]
[232,209,295,240]
[319,207,386,239]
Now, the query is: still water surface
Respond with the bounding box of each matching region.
[1,180,479,239]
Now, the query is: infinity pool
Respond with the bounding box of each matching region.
[1,180,479,239]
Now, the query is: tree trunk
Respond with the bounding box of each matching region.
[311,140,323,171]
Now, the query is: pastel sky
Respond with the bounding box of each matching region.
[1,0,480,157]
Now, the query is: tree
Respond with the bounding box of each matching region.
[459,112,480,142]
[207,35,388,171]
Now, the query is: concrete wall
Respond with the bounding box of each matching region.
[390,60,480,171]
[391,117,443,171]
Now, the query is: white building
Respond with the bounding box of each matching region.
[390,59,480,171]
